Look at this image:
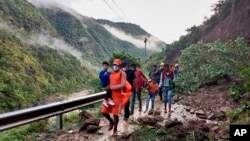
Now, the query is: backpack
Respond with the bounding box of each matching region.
[119,71,132,108]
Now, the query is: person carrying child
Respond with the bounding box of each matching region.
[144,78,159,113]
[99,61,115,107]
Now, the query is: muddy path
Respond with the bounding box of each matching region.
[49,92,220,141]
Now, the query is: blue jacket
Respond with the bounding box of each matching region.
[99,70,110,87]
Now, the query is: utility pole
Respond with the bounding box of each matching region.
[144,38,147,58]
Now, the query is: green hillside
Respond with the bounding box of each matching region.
[0,0,56,35]
[0,29,90,113]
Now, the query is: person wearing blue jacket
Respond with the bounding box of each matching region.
[99,61,115,107]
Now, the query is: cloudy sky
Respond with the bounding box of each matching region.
[30,0,219,43]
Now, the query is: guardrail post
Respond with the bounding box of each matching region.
[56,98,63,129]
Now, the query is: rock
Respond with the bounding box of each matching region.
[83,135,90,139]
[182,115,186,119]
[148,109,154,115]
[85,118,100,126]
[172,95,179,103]
[197,114,207,119]
[117,131,131,140]
[220,107,232,113]
[190,109,195,114]
[207,113,215,120]
[137,116,157,126]
[153,110,161,116]
[211,126,220,132]
[79,111,93,120]
[165,120,182,128]
[214,111,226,121]
[185,107,191,112]
[196,110,206,115]
[86,125,99,133]
[97,130,103,135]
[155,115,164,122]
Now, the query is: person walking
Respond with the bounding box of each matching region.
[101,59,126,136]
[130,63,147,114]
[148,65,157,79]
[121,61,135,121]
[144,78,159,113]
[155,63,164,100]
[158,63,174,117]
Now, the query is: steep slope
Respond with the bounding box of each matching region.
[40,8,156,62]
[202,0,250,43]
[0,0,91,113]
[0,0,56,35]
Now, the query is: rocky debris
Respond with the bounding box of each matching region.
[86,125,99,133]
[97,130,103,135]
[211,126,220,132]
[85,118,100,126]
[190,109,195,114]
[213,111,226,121]
[137,116,157,126]
[220,106,232,113]
[164,120,183,128]
[185,107,191,112]
[79,111,100,133]
[147,109,154,115]
[172,95,179,103]
[79,111,93,120]
[196,110,208,119]
[207,113,215,120]
[153,110,161,116]
[154,115,164,122]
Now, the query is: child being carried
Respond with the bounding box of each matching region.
[99,61,115,107]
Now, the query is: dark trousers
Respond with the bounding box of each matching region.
[124,98,130,119]
[159,87,163,100]
[104,89,112,100]
[131,88,142,114]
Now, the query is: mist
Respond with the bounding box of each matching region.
[102,24,162,51]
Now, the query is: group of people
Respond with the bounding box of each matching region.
[99,59,181,136]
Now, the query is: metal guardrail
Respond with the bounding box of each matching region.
[0,91,106,132]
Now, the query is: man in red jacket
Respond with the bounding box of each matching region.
[130,63,147,114]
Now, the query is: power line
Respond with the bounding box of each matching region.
[103,0,125,22]
[110,0,130,22]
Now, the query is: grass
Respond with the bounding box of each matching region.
[0,120,47,141]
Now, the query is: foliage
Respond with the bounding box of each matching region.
[109,50,142,68]
[0,29,90,113]
[130,122,169,141]
[0,120,47,141]
[176,37,250,93]
[0,0,56,35]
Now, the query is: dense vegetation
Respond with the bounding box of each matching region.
[175,37,250,93]
[0,0,56,35]
[0,29,90,113]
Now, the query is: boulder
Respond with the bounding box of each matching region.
[79,111,93,120]
[214,111,226,121]
[196,110,207,119]
[85,118,100,126]
[154,115,164,122]
[137,116,157,126]
[86,125,99,133]
[148,109,154,115]
[153,110,161,116]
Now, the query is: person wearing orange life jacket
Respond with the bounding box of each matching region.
[144,78,159,113]
[101,59,126,136]
[130,63,147,114]
[158,63,174,117]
